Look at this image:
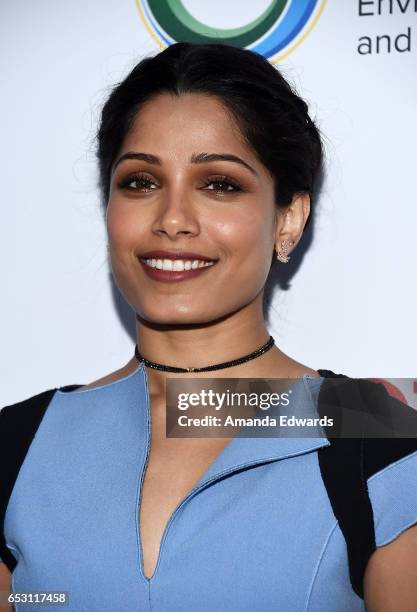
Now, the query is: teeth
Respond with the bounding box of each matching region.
[143,258,215,271]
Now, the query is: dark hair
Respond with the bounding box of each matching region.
[96,42,324,226]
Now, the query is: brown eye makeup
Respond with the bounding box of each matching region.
[116,171,247,196]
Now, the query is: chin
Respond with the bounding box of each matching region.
[138,307,223,327]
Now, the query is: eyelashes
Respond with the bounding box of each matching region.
[117,173,157,192]
[117,172,244,195]
[200,175,243,193]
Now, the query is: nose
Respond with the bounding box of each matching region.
[151,185,200,239]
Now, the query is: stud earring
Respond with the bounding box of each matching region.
[276,240,293,263]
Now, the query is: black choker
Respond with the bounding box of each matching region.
[134,336,275,373]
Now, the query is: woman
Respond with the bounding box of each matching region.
[1,42,416,611]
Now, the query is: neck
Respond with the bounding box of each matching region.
[131,299,295,397]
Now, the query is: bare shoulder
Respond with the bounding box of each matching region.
[260,346,323,380]
[277,355,322,379]
[298,365,322,379]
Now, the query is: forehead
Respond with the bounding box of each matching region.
[120,92,258,163]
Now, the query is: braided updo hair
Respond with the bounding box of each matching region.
[96,42,324,227]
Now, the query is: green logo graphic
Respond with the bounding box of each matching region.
[136,0,326,62]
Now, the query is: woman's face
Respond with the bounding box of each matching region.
[106,92,279,325]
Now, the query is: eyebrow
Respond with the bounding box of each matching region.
[112,151,258,176]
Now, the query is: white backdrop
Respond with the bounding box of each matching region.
[1,1,416,406]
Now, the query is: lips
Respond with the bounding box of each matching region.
[137,255,218,283]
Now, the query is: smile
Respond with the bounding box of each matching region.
[138,257,217,282]
[142,258,215,271]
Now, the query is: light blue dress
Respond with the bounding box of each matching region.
[3,362,417,611]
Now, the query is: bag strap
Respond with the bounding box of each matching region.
[316,370,374,599]
[316,371,417,599]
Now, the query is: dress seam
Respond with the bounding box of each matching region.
[303,520,339,611]
[366,449,417,484]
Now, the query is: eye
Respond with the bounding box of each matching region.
[201,175,243,195]
[118,173,158,192]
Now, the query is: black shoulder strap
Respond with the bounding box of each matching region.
[316,371,375,600]
[316,370,417,599]
[0,389,57,572]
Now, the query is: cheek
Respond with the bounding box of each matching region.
[106,199,143,251]
[217,206,274,267]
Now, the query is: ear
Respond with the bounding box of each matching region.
[274,193,311,256]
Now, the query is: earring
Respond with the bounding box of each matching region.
[276,240,293,263]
